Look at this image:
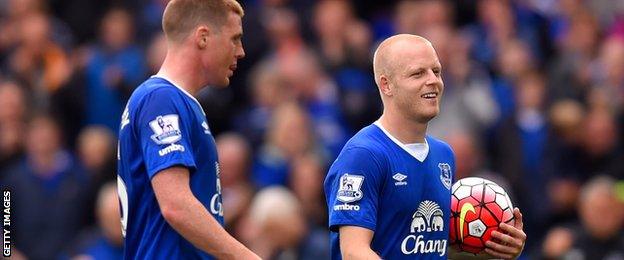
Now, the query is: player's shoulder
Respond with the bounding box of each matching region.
[341,124,388,156]
[327,125,388,183]
[128,77,186,109]
[330,124,391,172]
[131,77,181,100]
[426,135,455,156]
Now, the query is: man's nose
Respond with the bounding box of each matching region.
[236,45,245,59]
[425,70,441,85]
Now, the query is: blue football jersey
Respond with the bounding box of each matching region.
[324,123,455,259]
[117,76,223,259]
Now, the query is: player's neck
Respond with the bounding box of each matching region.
[157,49,204,96]
[378,112,427,144]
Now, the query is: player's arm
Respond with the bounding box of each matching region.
[325,146,384,259]
[339,226,380,260]
[152,166,260,260]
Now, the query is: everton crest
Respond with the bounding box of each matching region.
[438,163,452,190]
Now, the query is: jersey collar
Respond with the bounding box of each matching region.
[373,120,429,162]
[151,74,205,116]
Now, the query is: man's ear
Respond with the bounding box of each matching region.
[195,26,210,49]
[379,75,393,97]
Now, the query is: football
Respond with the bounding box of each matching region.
[449,177,515,254]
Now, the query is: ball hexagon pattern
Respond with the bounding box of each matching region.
[449,177,515,254]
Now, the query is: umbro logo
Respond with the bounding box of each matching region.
[393,173,408,186]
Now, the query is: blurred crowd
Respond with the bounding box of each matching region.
[1,0,624,259]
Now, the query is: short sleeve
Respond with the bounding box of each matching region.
[324,146,384,232]
[135,88,196,179]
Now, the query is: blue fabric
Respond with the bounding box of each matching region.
[325,124,455,259]
[117,77,222,259]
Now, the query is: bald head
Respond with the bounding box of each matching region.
[373,34,435,86]
[371,34,444,124]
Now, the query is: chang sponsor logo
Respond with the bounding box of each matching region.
[401,235,447,256]
[401,200,447,256]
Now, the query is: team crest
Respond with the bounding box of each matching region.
[337,174,364,203]
[438,163,452,190]
[149,114,182,144]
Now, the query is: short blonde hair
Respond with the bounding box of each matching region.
[162,0,244,43]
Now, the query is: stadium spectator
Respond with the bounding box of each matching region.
[548,9,598,103]
[234,59,293,148]
[76,126,117,227]
[253,102,318,188]
[544,100,587,225]
[276,50,349,158]
[216,133,255,234]
[445,132,489,180]
[542,175,624,259]
[146,33,168,75]
[0,80,28,174]
[312,0,360,71]
[493,71,552,249]
[427,30,498,139]
[2,114,89,260]
[312,0,379,132]
[77,126,116,179]
[8,11,72,109]
[414,0,454,33]
[71,182,123,260]
[84,7,146,132]
[579,108,624,180]
[289,152,327,226]
[243,186,327,260]
[590,35,624,111]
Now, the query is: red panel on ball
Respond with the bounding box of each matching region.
[449,177,516,255]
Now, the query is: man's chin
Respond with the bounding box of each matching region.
[415,110,439,123]
[212,78,230,88]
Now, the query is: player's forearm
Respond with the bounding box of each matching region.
[162,197,258,259]
[339,226,380,259]
[341,247,381,260]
